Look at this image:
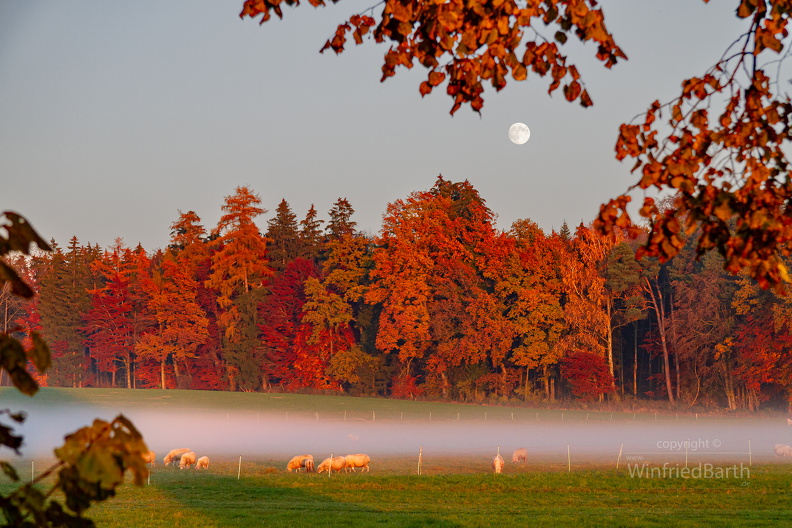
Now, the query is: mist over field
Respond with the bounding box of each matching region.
[6,399,792,468]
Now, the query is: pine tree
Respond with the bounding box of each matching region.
[265,199,302,272]
[37,238,99,387]
[327,198,358,239]
[299,204,324,262]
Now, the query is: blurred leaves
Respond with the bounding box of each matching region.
[241,0,625,114]
[597,2,792,292]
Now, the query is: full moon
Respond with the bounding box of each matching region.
[508,122,531,144]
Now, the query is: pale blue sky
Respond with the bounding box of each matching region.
[1,1,745,250]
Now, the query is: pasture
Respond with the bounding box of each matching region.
[2,388,792,526]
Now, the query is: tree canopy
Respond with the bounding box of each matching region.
[241,0,792,291]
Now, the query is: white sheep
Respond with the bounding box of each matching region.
[774,444,792,457]
[344,454,371,473]
[195,456,210,470]
[179,450,197,469]
[492,454,505,473]
[286,454,314,472]
[163,448,192,466]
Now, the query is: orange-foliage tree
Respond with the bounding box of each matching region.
[135,252,210,389]
[207,186,272,390]
[366,177,513,398]
[500,219,565,400]
[168,211,224,389]
[559,224,614,380]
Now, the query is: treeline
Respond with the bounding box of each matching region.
[4,176,791,411]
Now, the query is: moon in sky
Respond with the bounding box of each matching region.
[508,122,531,144]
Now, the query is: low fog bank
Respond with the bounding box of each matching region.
[5,404,792,465]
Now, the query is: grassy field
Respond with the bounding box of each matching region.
[1,388,791,526]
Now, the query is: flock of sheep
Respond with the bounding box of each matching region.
[140,448,210,470]
[142,441,792,474]
[286,453,371,473]
[140,449,371,474]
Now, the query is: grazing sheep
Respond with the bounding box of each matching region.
[286,454,315,472]
[787,418,792,426]
[163,448,192,466]
[512,448,527,464]
[195,456,210,470]
[141,450,156,466]
[317,456,347,473]
[179,450,197,469]
[774,444,792,457]
[344,454,371,473]
[492,454,505,474]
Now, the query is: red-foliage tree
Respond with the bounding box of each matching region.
[560,351,616,401]
[259,258,341,390]
[82,243,136,388]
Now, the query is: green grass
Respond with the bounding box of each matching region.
[59,463,792,527]
[1,388,791,526]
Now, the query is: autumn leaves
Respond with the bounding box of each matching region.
[241,0,624,114]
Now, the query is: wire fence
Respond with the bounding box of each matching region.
[201,408,765,424]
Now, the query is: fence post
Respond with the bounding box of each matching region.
[616,443,623,469]
[237,456,242,480]
[685,441,688,468]
[567,445,571,472]
[749,440,752,467]
[418,446,423,476]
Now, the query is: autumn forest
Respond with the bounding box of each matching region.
[4,177,791,412]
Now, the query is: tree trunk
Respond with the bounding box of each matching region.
[633,322,639,396]
[670,297,680,401]
[161,360,167,390]
[125,352,132,389]
[173,359,181,388]
[644,277,674,403]
[722,361,736,411]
